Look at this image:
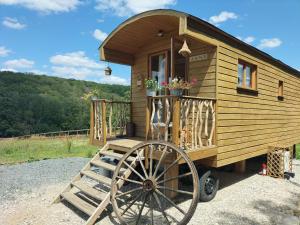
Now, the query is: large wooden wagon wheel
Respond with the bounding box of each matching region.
[111,141,199,225]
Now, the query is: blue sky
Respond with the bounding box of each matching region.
[0,0,299,85]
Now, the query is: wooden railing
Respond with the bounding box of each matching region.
[146,96,216,151]
[90,99,131,145]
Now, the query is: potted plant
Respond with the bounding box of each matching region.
[161,77,197,96]
[145,79,159,96]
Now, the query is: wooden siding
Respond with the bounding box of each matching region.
[213,43,300,167]
[188,41,216,99]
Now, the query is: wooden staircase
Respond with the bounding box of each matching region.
[53,141,141,225]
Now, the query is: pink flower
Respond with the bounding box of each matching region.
[161,81,167,86]
[191,78,197,84]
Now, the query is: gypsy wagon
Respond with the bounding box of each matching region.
[55,9,300,225]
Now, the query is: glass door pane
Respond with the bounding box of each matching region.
[150,53,167,95]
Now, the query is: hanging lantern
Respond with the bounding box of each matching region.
[104,65,112,76]
[178,39,191,57]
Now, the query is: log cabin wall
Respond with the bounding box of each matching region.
[214,42,300,167]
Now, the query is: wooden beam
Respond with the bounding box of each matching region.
[178,146,218,164]
[165,152,178,199]
[234,160,246,173]
[101,48,134,65]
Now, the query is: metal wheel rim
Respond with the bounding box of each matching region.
[204,177,215,195]
[111,141,199,225]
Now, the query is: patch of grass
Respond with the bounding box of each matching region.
[0,137,98,165]
[296,144,300,159]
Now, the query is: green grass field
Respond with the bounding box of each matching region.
[0,137,299,165]
[0,136,98,165]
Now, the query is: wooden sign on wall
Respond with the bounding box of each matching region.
[189,53,208,62]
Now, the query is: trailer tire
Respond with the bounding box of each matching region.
[199,170,219,202]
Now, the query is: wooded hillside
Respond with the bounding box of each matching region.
[0,72,130,137]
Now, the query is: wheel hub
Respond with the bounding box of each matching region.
[143,178,156,192]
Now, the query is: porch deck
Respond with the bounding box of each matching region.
[106,137,217,163]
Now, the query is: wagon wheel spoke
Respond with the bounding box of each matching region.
[136,192,150,225]
[156,155,183,181]
[116,176,143,185]
[115,186,143,198]
[135,149,148,179]
[123,160,145,181]
[157,186,194,196]
[150,194,154,225]
[157,172,192,185]
[153,192,171,225]
[155,189,186,215]
[121,191,144,216]
[153,145,168,177]
[149,144,154,177]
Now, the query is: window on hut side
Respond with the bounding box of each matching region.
[237,60,257,90]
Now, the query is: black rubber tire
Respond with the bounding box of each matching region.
[199,170,219,202]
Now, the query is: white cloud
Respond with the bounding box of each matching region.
[0,68,17,72]
[51,66,96,80]
[29,69,47,75]
[99,75,129,85]
[244,36,255,44]
[3,58,34,69]
[0,0,81,13]
[97,18,104,23]
[95,0,176,17]
[93,29,108,41]
[2,17,26,29]
[258,38,282,49]
[50,51,103,69]
[49,51,128,85]
[0,46,11,57]
[236,36,255,44]
[209,11,238,25]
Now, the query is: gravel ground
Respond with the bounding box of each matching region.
[0,158,299,225]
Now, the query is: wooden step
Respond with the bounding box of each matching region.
[100,150,135,161]
[108,139,142,153]
[61,192,96,216]
[90,159,117,171]
[81,170,112,186]
[72,181,108,201]
[109,144,131,153]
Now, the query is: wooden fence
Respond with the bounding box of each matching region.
[1,129,90,140]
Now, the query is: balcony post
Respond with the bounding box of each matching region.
[144,97,150,169]
[172,97,180,146]
[89,101,95,145]
[166,97,180,199]
[145,97,150,141]
[101,100,107,145]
